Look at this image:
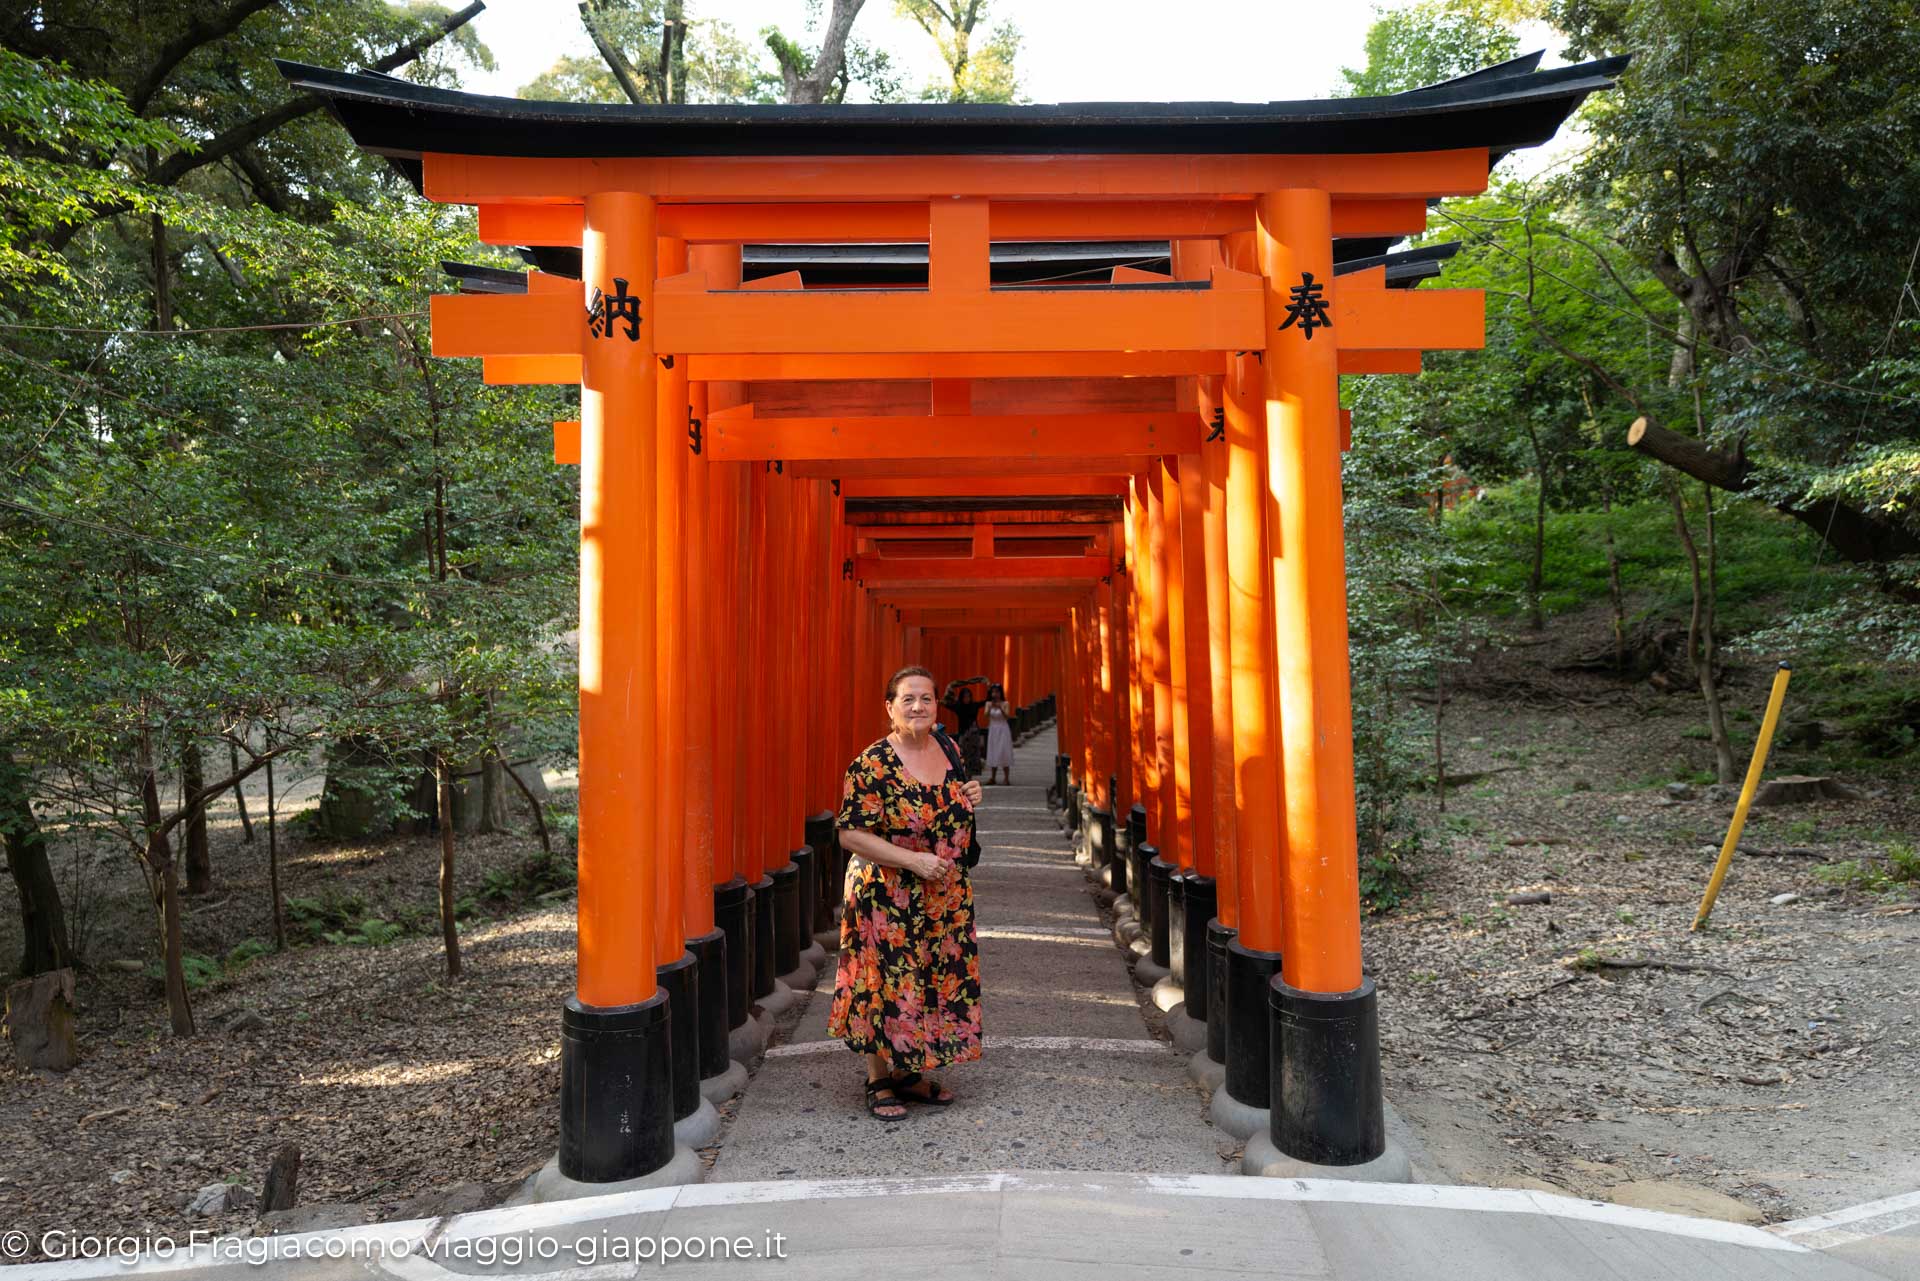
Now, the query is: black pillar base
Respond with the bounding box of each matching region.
[750,873,777,1000]
[790,846,816,943]
[1271,978,1387,1166]
[1065,784,1082,833]
[1127,804,1147,855]
[1089,807,1114,872]
[1182,877,1217,1021]
[686,928,730,1081]
[1128,840,1154,920]
[714,878,752,1032]
[1166,870,1189,984]
[656,950,699,1122]
[1224,938,1283,1108]
[1147,854,1176,969]
[1206,919,1235,1065]
[803,812,837,926]
[771,857,801,975]
[559,990,674,1182]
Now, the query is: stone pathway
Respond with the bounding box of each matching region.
[709,726,1230,1180]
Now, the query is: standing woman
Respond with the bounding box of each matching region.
[830,666,986,1120]
[983,683,1014,786]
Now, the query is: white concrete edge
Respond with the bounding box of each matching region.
[1126,1174,1805,1253]
[764,1034,1171,1059]
[1768,1186,1920,1249]
[9,1169,1831,1279]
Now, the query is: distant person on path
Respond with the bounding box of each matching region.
[830,666,985,1121]
[983,683,1014,785]
[943,676,986,777]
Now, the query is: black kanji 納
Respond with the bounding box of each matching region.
[1277,272,1332,341]
[588,277,642,341]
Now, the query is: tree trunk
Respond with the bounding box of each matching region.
[229,741,253,843]
[1601,476,1627,673]
[497,747,551,857]
[141,765,194,1037]
[181,739,210,895]
[1668,485,1736,785]
[1,749,73,978]
[1628,416,1920,568]
[266,756,284,952]
[437,754,462,978]
[477,754,509,835]
[1522,423,1547,631]
[1699,484,1737,782]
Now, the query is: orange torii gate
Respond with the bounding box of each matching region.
[283,51,1622,1193]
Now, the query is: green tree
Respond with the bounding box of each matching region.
[895,0,1021,103]
[1550,0,1920,582]
[1338,0,1523,96]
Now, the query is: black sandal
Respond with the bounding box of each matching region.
[890,1070,955,1106]
[864,1077,908,1122]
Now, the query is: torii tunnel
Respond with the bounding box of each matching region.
[283,51,1622,1189]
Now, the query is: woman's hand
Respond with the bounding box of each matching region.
[906,850,947,879]
[960,780,983,807]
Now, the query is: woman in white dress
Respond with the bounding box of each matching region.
[983,683,1015,785]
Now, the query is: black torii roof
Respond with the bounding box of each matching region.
[276,52,1627,193]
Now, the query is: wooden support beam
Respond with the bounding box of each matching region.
[478,198,1424,245]
[786,456,1145,479]
[857,554,1109,586]
[485,353,582,384]
[840,476,1131,499]
[653,269,1262,354]
[707,408,1202,461]
[554,419,580,465]
[1336,350,1422,375]
[930,197,990,294]
[690,352,1226,380]
[426,149,1493,203]
[861,521,1110,542]
[1331,266,1483,351]
[430,290,580,358]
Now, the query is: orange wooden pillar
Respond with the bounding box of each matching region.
[764,471,807,995]
[563,190,678,1183]
[649,235,711,1139]
[1247,188,1391,1174]
[1110,529,1136,816]
[1212,252,1288,1134]
[1164,457,1196,874]
[1141,462,1178,984]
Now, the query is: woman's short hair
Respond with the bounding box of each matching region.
[885,665,936,701]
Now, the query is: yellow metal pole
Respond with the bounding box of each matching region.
[1692,663,1793,932]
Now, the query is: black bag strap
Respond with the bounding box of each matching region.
[929,725,966,776]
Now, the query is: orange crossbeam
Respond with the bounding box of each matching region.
[840,476,1130,498]
[430,291,580,358]
[653,268,1262,354]
[1332,266,1484,352]
[485,353,583,384]
[1337,350,1423,375]
[690,352,1226,380]
[857,555,1109,586]
[426,149,1492,202]
[738,376,1177,418]
[477,198,1426,246]
[707,409,1200,461]
[788,457,1148,479]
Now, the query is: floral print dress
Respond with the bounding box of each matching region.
[828,736,984,1073]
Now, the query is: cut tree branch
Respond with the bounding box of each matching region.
[1627,416,1920,566]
